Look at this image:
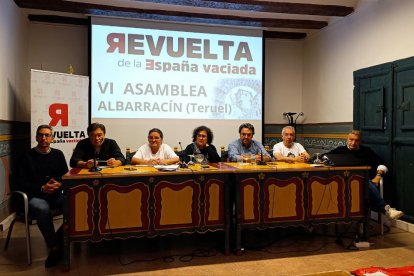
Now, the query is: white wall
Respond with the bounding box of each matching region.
[302,0,414,123]
[20,0,414,126]
[28,22,88,76]
[23,17,305,127]
[265,39,304,124]
[0,0,29,121]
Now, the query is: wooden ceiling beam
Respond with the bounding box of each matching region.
[15,0,327,29]
[27,14,308,40]
[132,0,354,16]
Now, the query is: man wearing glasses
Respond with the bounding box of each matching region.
[228,123,271,162]
[70,122,125,168]
[16,125,68,267]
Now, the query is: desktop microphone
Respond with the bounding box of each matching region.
[89,151,102,172]
[253,140,266,165]
[256,151,266,165]
[178,142,188,168]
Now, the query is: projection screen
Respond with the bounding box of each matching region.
[91,17,264,155]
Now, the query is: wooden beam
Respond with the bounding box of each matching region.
[264,30,306,40]
[15,0,328,30]
[27,14,308,39]
[132,0,354,16]
[28,14,88,26]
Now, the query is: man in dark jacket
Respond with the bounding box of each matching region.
[70,122,125,168]
[328,130,403,220]
[17,125,68,267]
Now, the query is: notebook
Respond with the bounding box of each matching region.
[323,153,365,166]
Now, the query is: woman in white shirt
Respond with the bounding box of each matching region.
[131,128,179,165]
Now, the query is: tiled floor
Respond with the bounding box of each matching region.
[1,219,414,275]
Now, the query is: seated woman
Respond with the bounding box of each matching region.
[70,122,125,168]
[183,125,221,163]
[131,128,179,165]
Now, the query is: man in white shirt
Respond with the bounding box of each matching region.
[273,126,310,163]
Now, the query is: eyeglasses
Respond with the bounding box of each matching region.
[37,133,52,138]
[197,134,207,138]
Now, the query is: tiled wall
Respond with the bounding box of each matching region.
[264,123,352,156]
[0,121,30,221]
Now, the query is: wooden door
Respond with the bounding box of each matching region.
[393,57,414,217]
[353,63,393,163]
[353,62,395,203]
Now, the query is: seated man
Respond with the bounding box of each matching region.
[273,126,310,163]
[17,125,68,268]
[228,123,271,162]
[70,122,125,168]
[328,130,403,220]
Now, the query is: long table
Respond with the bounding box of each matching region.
[62,162,369,270]
[230,162,369,254]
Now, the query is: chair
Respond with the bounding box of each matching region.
[220,147,228,162]
[264,145,274,161]
[4,188,63,265]
[4,190,32,265]
[371,177,385,235]
[125,147,136,165]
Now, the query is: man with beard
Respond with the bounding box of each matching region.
[228,123,271,162]
[17,125,68,267]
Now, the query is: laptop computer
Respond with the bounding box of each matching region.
[323,153,365,166]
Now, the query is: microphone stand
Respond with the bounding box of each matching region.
[89,152,102,172]
[253,140,266,165]
[178,142,188,168]
[283,112,304,140]
[256,151,266,165]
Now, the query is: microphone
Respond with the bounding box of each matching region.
[89,151,102,172]
[178,142,188,168]
[253,140,266,165]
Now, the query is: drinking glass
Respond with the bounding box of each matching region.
[236,155,243,164]
[250,154,256,165]
[241,154,251,164]
[187,154,195,165]
[194,153,205,164]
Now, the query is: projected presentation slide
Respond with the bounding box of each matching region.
[91,24,263,121]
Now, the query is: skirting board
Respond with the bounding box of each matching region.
[370,211,414,234]
[0,212,16,232]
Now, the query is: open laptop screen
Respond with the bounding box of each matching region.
[323,153,366,166]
